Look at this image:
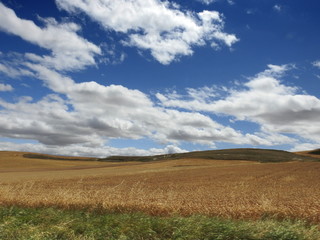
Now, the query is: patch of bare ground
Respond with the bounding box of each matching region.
[0,151,320,223]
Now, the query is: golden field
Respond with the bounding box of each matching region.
[1,151,320,223]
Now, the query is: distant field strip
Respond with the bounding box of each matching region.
[1,151,320,223]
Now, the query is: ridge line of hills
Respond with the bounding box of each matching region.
[15,148,320,163]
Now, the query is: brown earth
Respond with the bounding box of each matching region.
[1,151,320,223]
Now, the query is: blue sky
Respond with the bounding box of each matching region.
[0,0,319,157]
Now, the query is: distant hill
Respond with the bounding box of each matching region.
[101,148,319,163]
[295,149,320,159]
[19,148,320,163]
[309,149,320,155]
[22,153,98,162]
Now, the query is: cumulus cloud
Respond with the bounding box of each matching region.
[0,2,101,71]
[55,0,238,64]
[0,2,248,155]
[157,64,320,145]
[1,1,317,155]
[1,58,318,154]
[0,69,255,149]
[0,83,13,91]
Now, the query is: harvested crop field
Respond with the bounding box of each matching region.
[1,151,320,223]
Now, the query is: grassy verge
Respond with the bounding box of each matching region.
[0,206,320,240]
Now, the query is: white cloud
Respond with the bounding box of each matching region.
[0,141,187,158]
[259,64,293,77]
[55,0,238,64]
[290,143,320,152]
[0,60,260,150]
[157,64,320,145]
[1,59,318,155]
[312,60,320,68]
[0,2,246,154]
[0,2,101,71]
[0,62,34,78]
[2,1,317,156]
[0,83,13,91]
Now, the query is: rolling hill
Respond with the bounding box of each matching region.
[101,148,319,162]
[23,148,320,162]
[15,148,320,163]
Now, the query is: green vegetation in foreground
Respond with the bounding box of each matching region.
[1,206,320,240]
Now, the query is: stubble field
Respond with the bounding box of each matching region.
[1,151,320,223]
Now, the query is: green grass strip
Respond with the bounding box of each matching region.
[0,206,319,240]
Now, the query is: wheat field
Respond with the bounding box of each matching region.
[1,151,320,223]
